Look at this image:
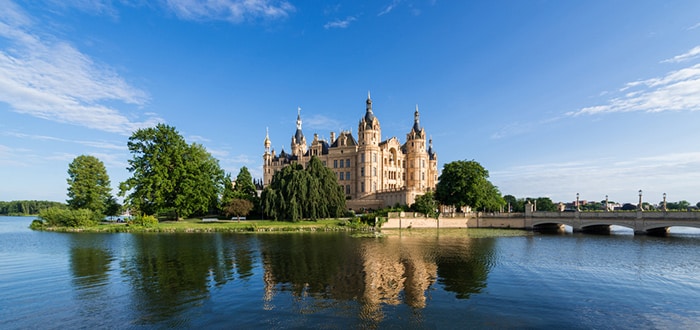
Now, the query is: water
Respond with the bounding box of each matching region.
[1,216,699,329]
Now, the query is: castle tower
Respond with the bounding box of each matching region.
[263,128,273,185]
[405,105,428,191]
[358,91,382,195]
[291,107,308,158]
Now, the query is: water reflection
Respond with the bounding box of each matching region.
[66,231,496,327]
[258,231,496,324]
[123,234,233,326]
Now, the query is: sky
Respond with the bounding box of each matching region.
[2,0,700,206]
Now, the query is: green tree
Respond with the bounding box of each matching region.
[66,155,113,215]
[261,156,345,221]
[412,191,439,218]
[503,195,525,212]
[435,160,505,212]
[104,196,122,220]
[225,198,254,220]
[535,197,557,212]
[234,167,257,199]
[119,124,225,220]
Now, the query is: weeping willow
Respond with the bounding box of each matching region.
[261,157,346,222]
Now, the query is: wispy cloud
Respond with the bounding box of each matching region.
[304,114,343,131]
[661,45,700,63]
[165,0,295,23]
[568,60,700,116]
[324,16,357,29]
[378,0,401,16]
[492,152,700,203]
[0,1,162,134]
[3,131,125,150]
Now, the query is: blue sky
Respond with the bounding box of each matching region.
[2,0,700,206]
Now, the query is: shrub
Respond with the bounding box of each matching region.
[29,219,45,230]
[38,207,99,227]
[131,214,159,227]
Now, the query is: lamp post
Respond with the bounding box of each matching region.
[605,194,609,212]
[663,193,667,211]
[576,193,580,211]
[638,189,643,211]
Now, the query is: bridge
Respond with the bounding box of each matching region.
[517,209,700,235]
[385,209,700,235]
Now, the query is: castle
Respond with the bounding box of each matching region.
[262,93,438,211]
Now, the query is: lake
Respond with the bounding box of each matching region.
[1,216,699,329]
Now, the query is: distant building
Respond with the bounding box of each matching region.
[262,93,438,210]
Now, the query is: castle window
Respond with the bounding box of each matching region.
[346,172,351,180]
[361,167,365,177]
[346,159,350,168]
[373,167,376,177]
[361,153,365,162]
[361,182,365,193]
[340,172,345,180]
[334,160,338,168]
[346,185,350,194]
[340,160,344,168]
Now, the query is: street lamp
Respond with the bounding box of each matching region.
[638,189,643,211]
[576,192,580,211]
[663,192,667,211]
[605,194,609,212]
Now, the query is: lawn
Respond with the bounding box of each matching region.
[36,217,370,233]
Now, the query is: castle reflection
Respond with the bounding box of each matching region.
[259,231,495,321]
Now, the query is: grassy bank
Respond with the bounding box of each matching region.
[32,218,373,233]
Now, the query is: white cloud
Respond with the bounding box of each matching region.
[165,0,295,23]
[662,45,700,63]
[491,152,700,203]
[569,62,700,116]
[0,2,162,135]
[379,0,401,16]
[304,114,343,132]
[3,131,125,150]
[324,16,357,29]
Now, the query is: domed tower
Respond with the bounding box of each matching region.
[263,128,273,186]
[358,91,382,195]
[427,137,438,190]
[405,105,428,191]
[291,107,308,157]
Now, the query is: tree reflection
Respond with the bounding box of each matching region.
[258,231,496,324]
[122,233,257,326]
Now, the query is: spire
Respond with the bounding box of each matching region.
[412,104,421,133]
[364,91,375,123]
[296,106,302,130]
[294,107,304,144]
[264,127,271,150]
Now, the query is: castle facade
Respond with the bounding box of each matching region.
[262,93,438,210]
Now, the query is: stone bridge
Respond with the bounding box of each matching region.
[385,210,700,235]
[520,210,700,235]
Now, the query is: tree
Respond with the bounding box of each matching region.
[225,198,254,220]
[412,191,439,218]
[435,160,505,212]
[119,124,225,220]
[234,167,257,199]
[104,196,122,220]
[66,155,112,215]
[535,197,557,212]
[261,156,345,221]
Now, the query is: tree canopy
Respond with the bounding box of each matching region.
[411,191,439,218]
[261,156,346,221]
[435,160,505,212]
[66,155,113,215]
[234,166,257,199]
[119,124,225,219]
